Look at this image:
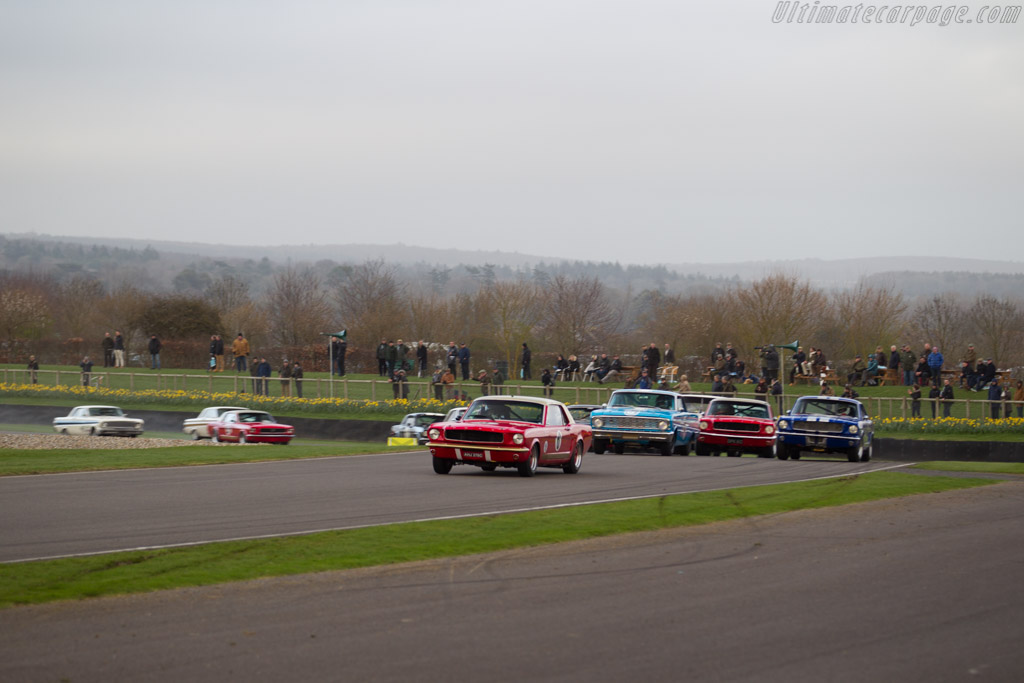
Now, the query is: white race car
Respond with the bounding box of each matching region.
[183,406,250,440]
[53,405,144,437]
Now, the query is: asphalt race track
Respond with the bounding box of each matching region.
[2,480,1022,682]
[0,452,904,563]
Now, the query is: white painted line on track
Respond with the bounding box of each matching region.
[2,462,916,564]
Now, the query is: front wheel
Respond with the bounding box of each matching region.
[518,446,539,477]
[659,439,674,457]
[695,442,710,456]
[848,440,865,462]
[592,438,608,455]
[563,442,584,474]
[758,441,777,459]
[239,433,248,445]
[613,442,625,455]
[432,456,453,474]
[862,441,872,462]
[212,431,221,443]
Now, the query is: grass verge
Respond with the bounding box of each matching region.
[0,443,414,476]
[0,471,993,608]
[911,461,1024,475]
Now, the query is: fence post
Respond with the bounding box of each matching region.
[371,380,376,401]
[965,398,970,419]
[344,376,349,400]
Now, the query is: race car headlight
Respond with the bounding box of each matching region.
[99,421,108,428]
[699,420,709,430]
[592,418,604,428]
[848,425,859,435]
[778,420,788,431]
[657,420,669,431]
[512,433,524,445]
[765,425,775,435]
[427,428,441,440]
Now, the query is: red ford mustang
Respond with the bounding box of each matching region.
[695,397,777,458]
[425,396,592,477]
[209,410,294,445]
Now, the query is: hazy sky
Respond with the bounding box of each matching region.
[1,1,1021,265]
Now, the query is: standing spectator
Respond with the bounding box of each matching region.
[376,339,389,376]
[921,342,933,361]
[102,332,115,367]
[256,357,272,396]
[431,368,444,401]
[1014,380,1024,418]
[491,368,505,395]
[113,331,125,367]
[248,353,259,393]
[540,368,555,397]
[901,345,917,386]
[335,338,347,376]
[888,345,901,377]
[446,342,458,376]
[987,381,1003,419]
[710,374,724,393]
[928,381,940,418]
[909,383,922,417]
[458,343,471,380]
[721,375,736,396]
[754,377,769,402]
[209,336,218,371]
[647,343,661,377]
[765,345,780,382]
[386,341,397,375]
[710,343,725,365]
[873,346,886,369]
[148,335,162,370]
[279,360,292,397]
[927,347,944,384]
[441,367,456,399]
[395,339,409,372]
[663,343,675,366]
[416,340,428,377]
[27,355,39,384]
[770,378,784,414]
[1003,384,1013,419]
[521,343,532,380]
[213,334,225,372]
[940,379,955,417]
[232,333,250,372]
[292,361,304,398]
[789,346,806,385]
[391,368,408,400]
[80,356,94,387]
[473,370,491,396]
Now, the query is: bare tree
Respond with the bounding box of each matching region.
[478,281,543,377]
[267,267,333,347]
[333,260,407,350]
[731,274,828,355]
[910,294,966,359]
[541,276,618,358]
[52,276,106,339]
[965,295,1023,367]
[831,283,908,359]
[0,289,50,340]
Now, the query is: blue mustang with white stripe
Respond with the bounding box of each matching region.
[589,389,700,456]
[776,396,873,462]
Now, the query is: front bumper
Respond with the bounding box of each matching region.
[428,443,530,464]
[592,429,674,444]
[698,432,775,447]
[779,432,858,449]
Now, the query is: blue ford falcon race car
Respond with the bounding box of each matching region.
[776,396,874,462]
[589,389,700,456]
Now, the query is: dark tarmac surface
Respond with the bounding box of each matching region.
[1,481,1021,682]
[0,452,904,562]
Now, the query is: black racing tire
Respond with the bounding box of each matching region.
[239,433,248,445]
[791,450,802,460]
[777,444,793,461]
[190,430,202,441]
[757,440,778,459]
[563,442,584,474]
[848,440,864,462]
[89,427,97,436]
[480,463,498,472]
[593,438,608,455]
[659,440,675,457]
[862,441,873,462]
[60,428,69,435]
[212,431,221,443]
[432,456,454,474]
[727,451,741,457]
[518,446,539,477]
[695,442,711,456]
[613,442,625,455]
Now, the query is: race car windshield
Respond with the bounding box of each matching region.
[708,402,769,419]
[90,408,123,417]
[797,400,857,417]
[464,400,544,424]
[608,393,674,410]
[239,412,273,423]
[414,415,441,427]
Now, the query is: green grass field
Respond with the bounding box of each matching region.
[0,470,996,608]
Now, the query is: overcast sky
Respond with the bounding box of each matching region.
[1,1,1021,265]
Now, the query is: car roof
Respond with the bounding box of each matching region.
[73,405,122,410]
[707,397,771,406]
[473,395,566,407]
[611,389,678,396]
[796,395,859,403]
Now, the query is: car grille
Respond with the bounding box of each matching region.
[106,421,138,429]
[712,420,761,433]
[257,428,289,434]
[597,416,662,430]
[793,420,844,433]
[443,429,505,444]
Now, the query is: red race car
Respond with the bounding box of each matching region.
[209,410,294,445]
[425,396,592,477]
[695,397,777,458]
